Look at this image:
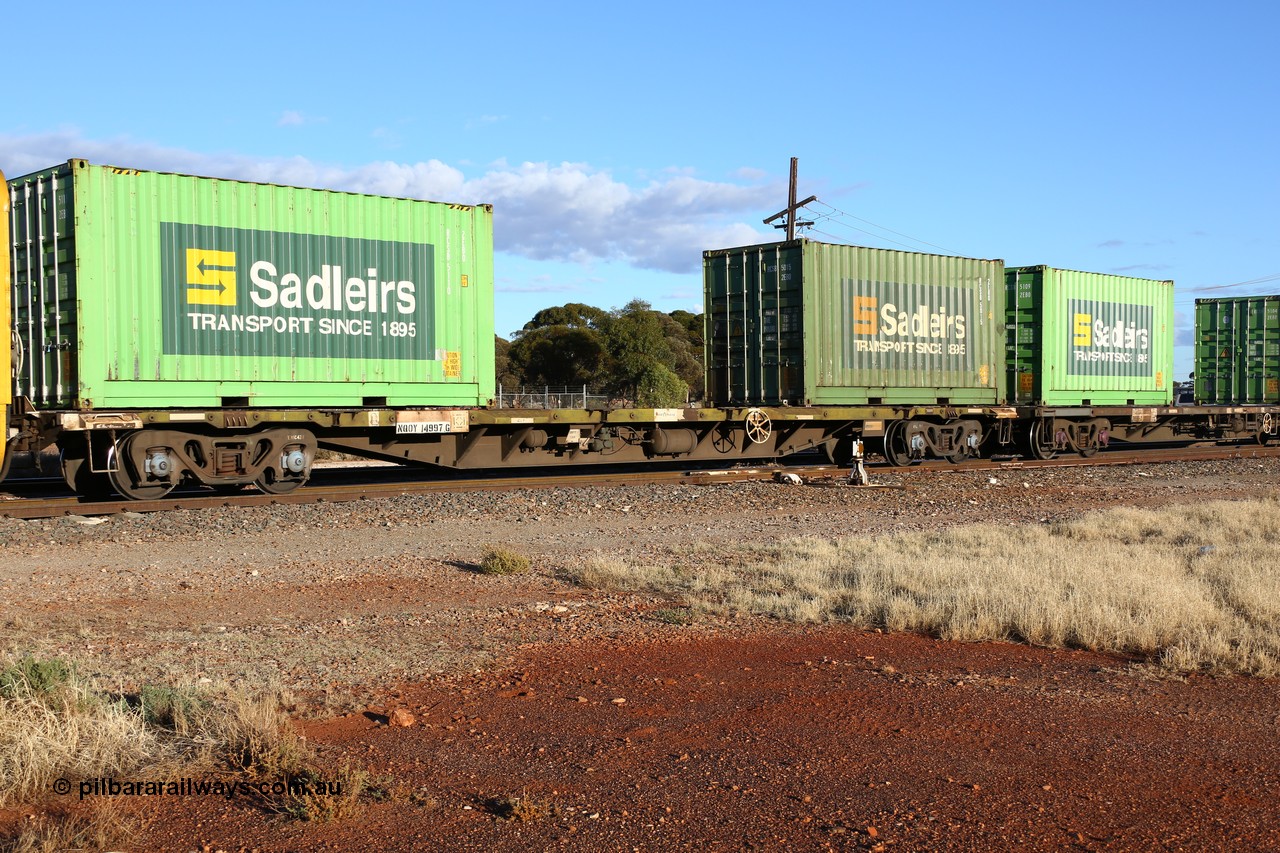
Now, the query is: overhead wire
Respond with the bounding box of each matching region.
[1185,273,1280,293]
[1172,273,1280,305]
[803,200,963,255]
[790,199,1278,312]
[802,220,928,253]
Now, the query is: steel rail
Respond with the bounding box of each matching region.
[1,444,1277,521]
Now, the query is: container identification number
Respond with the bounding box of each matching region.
[395,422,452,434]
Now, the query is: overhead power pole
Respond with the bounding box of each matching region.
[763,157,816,241]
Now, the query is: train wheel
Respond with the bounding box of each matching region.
[255,468,306,495]
[108,434,178,501]
[1026,421,1058,461]
[1078,445,1099,458]
[882,421,918,467]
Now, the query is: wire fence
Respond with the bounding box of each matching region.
[494,384,613,410]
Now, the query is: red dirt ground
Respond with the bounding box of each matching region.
[137,626,1280,852]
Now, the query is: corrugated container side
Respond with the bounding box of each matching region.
[1007,266,1173,406]
[805,242,1004,405]
[1194,296,1280,404]
[703,240,1004,407]
[10,160,494,410]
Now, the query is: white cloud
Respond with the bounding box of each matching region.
[277,110,305,127]
[0,131,777,273]
[1174,309,1195,347]
[465,115,506,130]
[496,283,582,294]
[464,162,776,272]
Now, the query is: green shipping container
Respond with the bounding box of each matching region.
[1005,266,1173,406]
[704,240,1005,407]
[9,160,494,410]
[1,168,9,457]
[1194,296,1280,404]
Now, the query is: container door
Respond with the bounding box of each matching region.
[1005,267,1042,404]
[1239,298,1280,403]
[10,166,77,409]
[1194,301,1222,403]
[704,243,803,406]
[1195,298,1280,404]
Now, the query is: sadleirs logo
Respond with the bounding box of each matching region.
[161,223,435,361]
[851,294,967,344]
[1067,299,1152,377]
[186,249,237,306]
[843,280,974,365]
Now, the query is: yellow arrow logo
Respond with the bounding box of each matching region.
[1073,313,1093,346]
[186,248,237,306]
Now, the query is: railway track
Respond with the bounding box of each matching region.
[1,443,1277,521]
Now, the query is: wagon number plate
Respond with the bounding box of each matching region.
[395,422,453,435]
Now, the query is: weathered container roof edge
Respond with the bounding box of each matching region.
[703,237,1003,265]
[13,159,495,214]
[1006,263,1173,286]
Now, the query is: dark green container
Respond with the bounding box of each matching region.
[1194,296,1280,404]
[704,240,1005,406]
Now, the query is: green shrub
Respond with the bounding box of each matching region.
[651,607,696,625]
[479,547,532,576]
[0,657,73,700]
[138,685,208,734]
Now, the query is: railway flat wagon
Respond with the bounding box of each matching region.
[7,160,494,496]
[1005,265,1173,407]
[1194,296,1280,405]
[0,169,9,480]
[704,240,1005,407]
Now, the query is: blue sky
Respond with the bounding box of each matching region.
[4,1,1276,380]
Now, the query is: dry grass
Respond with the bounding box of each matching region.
[0,802,133,853]
[0,662,166,807]
[203,688,311,775]
[571,496,1280,676]
[484,792,554,822]
[272,764,380,823]
[0,655,378,833]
